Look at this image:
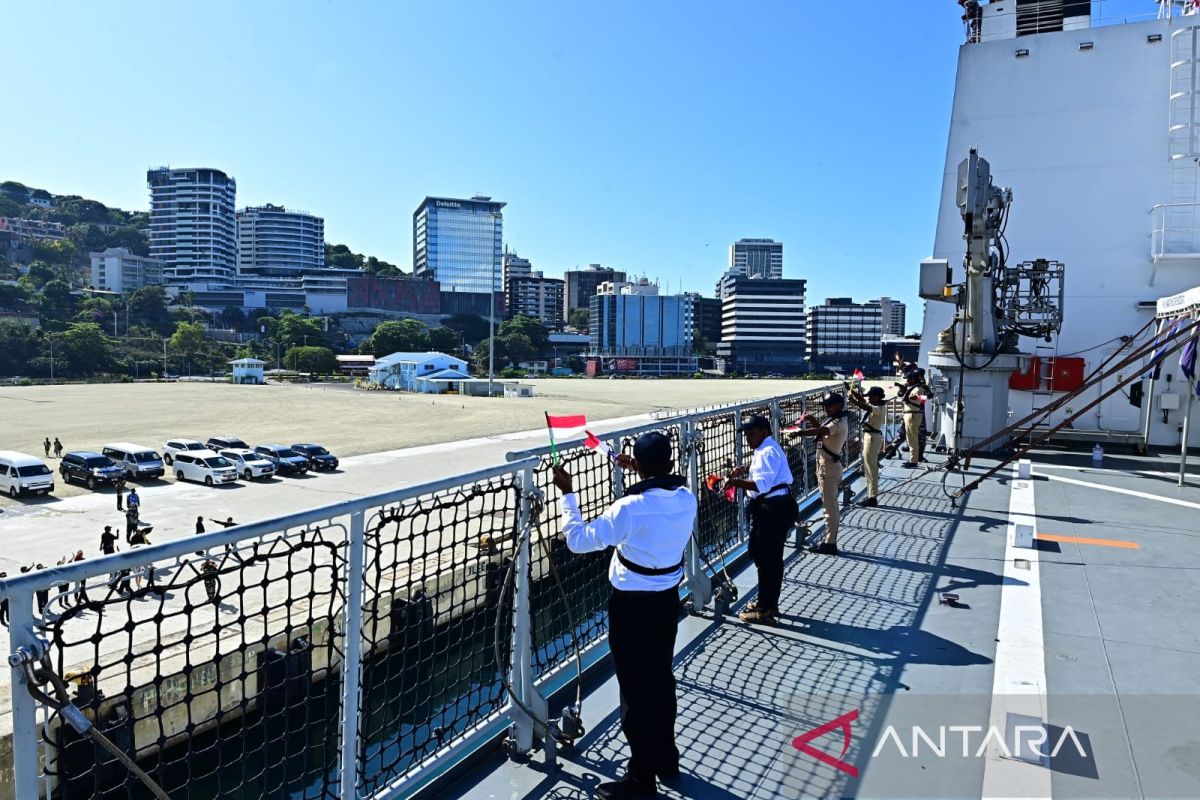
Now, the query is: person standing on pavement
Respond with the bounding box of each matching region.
[722,414,797,624]
[125,506,140,542]
[195,516,206,535]
[552,432,696,799]
[0,573,9,626]
[100,525,118,555]
[849,386,887,508]
[71,550,90,604]
[116,477,126,511]
[43,438,51,458]
[53,438,63,458]
[790,393,849,556]
[127,487,140,513]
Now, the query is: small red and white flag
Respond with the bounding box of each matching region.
[853,368,865,382]
[545,413,588,464]
[583,430,615,460]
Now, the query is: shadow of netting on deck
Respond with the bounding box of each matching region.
[39,522,348,800]
[584,624,886,799]
[357,477,520,795]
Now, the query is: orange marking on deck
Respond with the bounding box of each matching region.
[1036,533,1139,550]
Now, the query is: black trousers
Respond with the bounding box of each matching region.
[748,494,799,612]
[608,585,681,782]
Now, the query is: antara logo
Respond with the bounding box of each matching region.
[792,709,860,777]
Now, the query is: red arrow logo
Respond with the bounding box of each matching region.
[791,708,860,777]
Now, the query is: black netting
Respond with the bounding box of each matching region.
[693,413,740,562]
[358,476,520,795]
[779,395,819,497]
[39,524,347,799]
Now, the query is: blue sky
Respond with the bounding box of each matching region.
[1,1,1157,324]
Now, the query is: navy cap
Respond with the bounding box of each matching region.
[866,386,885,399]
[821,392,845,407]
[737,414,771,433]
[633,431,673,465]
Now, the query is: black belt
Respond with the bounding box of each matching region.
[863,423,882,434]
[616,549,684,576]
[820,445,842,463]
[752,482,791,502]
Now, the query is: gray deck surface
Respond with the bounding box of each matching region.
[440,450,1200,799]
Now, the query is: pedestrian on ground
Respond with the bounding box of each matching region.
[116,477,126,511]
[55,555,70,597]
[125,506,140,541]
[43,438,51,458]
[195,516,205,535]
[0,573,9,626]
[789,393,849,556]
[723,414,798,623]
[127,487,140,512]
[100,525,118,555]
[552,432,696,798]
[72,550,90,604]
[210,516,236,528]
[52,438,63,458]
[33,564,49,616]
[849,385,888,508]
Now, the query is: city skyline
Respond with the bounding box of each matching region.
[10,0,1114,320]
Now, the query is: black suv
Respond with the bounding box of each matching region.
[253,444,310,475]
[60,451,126,490]
[206,435,249,450]
[291,443,339,471]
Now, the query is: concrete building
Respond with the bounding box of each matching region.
[346,274,441,315]
[228,357,266,385]
[501,250,533,285]
[730,238,783,280]
[0,218,66,240]
[685,293,722,351]
[563,264,628,319]
[806,297,884,371]
[89,248,164,293]
[236,204,325,277]
[588,290,696,376]
[717,274,807,375]
[147,167,238,290]
[368,351,471,393]
[875,296,907,336]
[506,272,565,328]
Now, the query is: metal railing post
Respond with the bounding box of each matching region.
[733,409,747,542]
[339,510,366,800]
[683,417,712,609]
[508,465,546,754]
[769,398,782,441]
[611,436,625,500]
[7,588,41,800]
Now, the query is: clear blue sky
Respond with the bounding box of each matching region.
[1,1,1157,325]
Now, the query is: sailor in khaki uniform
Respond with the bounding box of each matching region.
[791,392,848,556]
[849,385,887,507]
[899,369,926,468]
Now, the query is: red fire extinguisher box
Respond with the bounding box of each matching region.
[1009,356,1040,391]
[1047,357,1085,392]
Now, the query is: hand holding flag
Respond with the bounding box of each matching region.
[545,413,588,465]
[583,430,616,461]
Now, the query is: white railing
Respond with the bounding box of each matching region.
[0,384,876,800]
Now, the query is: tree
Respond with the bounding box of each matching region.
[365,256,404,277]
[274,311,329,350]
[442,313,490,345]
[75,296,115,327]
[473,332,535,372]
[30,239,77,266]
[106,227,150,257]
[0,321,41,377]
[497,314,549,354]
[220,305,246,330]
[38,279,75,322]
[26,261,58,289]
[283,346,338,375]
[52,323,115,376]
[365,319,430,356]
[169,320,206,362]
[428,326,462,353]
[0,281,30,310]
[325,243,364,270]
[568,308,590,331]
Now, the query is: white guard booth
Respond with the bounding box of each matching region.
[229,357,266,385]
[1154,285,1200,486]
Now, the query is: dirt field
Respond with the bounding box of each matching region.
[0,378,833,501]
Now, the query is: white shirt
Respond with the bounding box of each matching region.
[561,486,697,591]
[748,435,793,499]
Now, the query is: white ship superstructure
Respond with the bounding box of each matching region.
[921,0,1200,448]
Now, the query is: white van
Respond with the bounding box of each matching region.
[102,443,166,480]
[0,451,55,497]
[172,449,239,486]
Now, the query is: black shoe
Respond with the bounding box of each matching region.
[901,462,918,469]
[808,542,839,556]
[657,765,681,781]
[597,776,658,798]
[859,497,878,508]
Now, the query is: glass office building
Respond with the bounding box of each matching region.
[413,196,505,294]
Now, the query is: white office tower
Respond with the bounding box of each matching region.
[919,0,1200,449]
[147,167,237,290]
[236,204,325,277]
[876,297,906,336]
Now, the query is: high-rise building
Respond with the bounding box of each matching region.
[147,167,237,289]
[717,274,807,375]
[731,238,783,279]
[563,264,628,319]
[875,296,907,336]
[507,272,565,328]
[588,290,696,375]
[806,298,884,370]
[89,248,164,293]
[413,195,504,295]
[236,204,325,278]
[684,292,722,351]
[502,250,533,286]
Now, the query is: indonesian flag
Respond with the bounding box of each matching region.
[545,413,588,464]
[783,411,810,434]
[853,368,865,381]
[583,430,614,460]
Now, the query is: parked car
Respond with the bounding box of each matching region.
[291,443,339,471]
[162,439,208,466]
[60,451,125,489]
[102,442,166,480]
[172,450,239,486]
[253,444,310,476]
[0,451,54,497]
[206,435,249,451]
[220,448,277,481]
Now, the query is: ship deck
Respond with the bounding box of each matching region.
[439,449,1200,799]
